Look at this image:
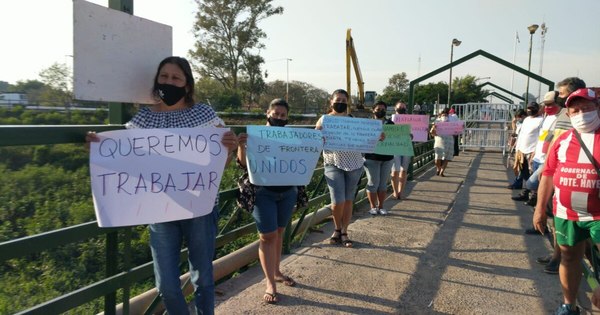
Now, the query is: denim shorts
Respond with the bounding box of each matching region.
[252,186,298,234]
[392,155,411,172]
[324,165,363,205]
[364,159,394,192]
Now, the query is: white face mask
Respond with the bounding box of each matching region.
[570,109,600,133]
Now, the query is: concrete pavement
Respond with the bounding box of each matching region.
[214,151,598,314]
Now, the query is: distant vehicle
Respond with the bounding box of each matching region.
[0,92,28,105]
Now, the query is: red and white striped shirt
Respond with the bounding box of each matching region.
[543,129,600,221]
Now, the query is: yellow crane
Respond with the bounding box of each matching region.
[346,29,376,113]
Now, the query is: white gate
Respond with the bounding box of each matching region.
[453,103,520,155]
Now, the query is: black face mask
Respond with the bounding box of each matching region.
[396,108,407,114]
[332,102,347,113]
[556,96,567,107]
[156,83,186,106]
[527,109,538,116]
[267,116,288,127]
[374,110,386,118]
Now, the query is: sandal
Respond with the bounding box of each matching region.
[263,292,278,304]
[329,229,342,245]
[340,233,353,248]
[275,275,296,287]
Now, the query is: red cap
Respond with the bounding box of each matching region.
[449,108,455,114]
[565,88,597,107]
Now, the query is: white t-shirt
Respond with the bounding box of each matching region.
[532,114,558,163]
[515,116,543,154]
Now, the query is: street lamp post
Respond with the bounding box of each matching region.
[447,38,461,109]
[525,24,539,108]
[285,58,292,103]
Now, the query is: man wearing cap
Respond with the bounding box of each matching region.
[533,88,600,315]
[508,102,543,190]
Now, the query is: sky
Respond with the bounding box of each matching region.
[2,0,600,103]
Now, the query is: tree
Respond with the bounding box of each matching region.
[451,75,488,104]
[195,77,242,111]
[387,72,409,93]
[259,80,329,114]
[38,63,73,106]
[189,0,283,91]
[238,53,266,105]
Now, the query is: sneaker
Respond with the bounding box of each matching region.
[369,208,378,215]
[536,255,552,264]
[544,259,560,274]
[524,196,537,207]
[554,304,580,315]
[379,208,388,215]
[511,190,530,201]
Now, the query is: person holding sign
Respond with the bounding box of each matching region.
[316,89,364,248]
[87,56,238,315]
[430,108,454,177]
[236,98,299,304]
[364,101,394,215]
[391,101,412,200]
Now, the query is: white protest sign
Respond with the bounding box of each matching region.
[321,115,382,153]
[89,127,229,227]
[246,126,323,186]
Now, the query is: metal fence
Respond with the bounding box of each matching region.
[453,103,517,155]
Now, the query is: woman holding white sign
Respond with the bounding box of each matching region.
[236,98,299,304]
[87,56,238,315]
[430,108,454,177]
[316,89,364,248]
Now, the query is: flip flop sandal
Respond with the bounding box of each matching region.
[329,229,342,245]
[340,233,353,248]
[276,275,296,287]
[263,292,278,304]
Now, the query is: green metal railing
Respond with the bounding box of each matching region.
[0,123,434,314]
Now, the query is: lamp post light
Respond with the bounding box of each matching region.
[525,24,539,108]
[447,38,461,109]
[285,58,292,103]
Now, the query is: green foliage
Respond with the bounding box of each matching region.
[189,0,282,91]
[259,80,329,114]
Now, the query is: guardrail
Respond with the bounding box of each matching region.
[0,124,434,314]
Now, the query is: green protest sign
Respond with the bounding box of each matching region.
[374,124,414,156]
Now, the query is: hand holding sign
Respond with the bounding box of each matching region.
[246,126,323,186]
[89,127,229,227]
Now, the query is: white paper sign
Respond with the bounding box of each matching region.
[90,127,229,227]
[73,0,172,104]
[321,115,382,153]
[246,126,323,186]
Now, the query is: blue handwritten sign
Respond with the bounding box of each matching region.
[89,127,229,227]
[321,115,382,153]
[246,126,323,186]
[374,124,414,156]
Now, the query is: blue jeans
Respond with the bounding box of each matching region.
[252,186,298,233]
[364,159,394,193]
[525,160,542,191]
[149,207,219,315]
[324,165,363,205]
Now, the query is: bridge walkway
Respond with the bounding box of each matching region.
[213,151,598,314]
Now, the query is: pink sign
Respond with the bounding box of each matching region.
[391,114,429,142]
[435,121,465,136]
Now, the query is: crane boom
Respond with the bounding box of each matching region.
[346,29,365,111]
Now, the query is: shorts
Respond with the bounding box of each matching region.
[252,186,298,234]
[392,155,411,172]
[554,217,600,246]
[364,159,394,193]
[324,165,363,205]
[434,146,453,161]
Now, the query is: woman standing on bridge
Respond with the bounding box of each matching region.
[430,108,454,176]
[316,89,364,248]
[87,56,238,315]
[236,98,299,304]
